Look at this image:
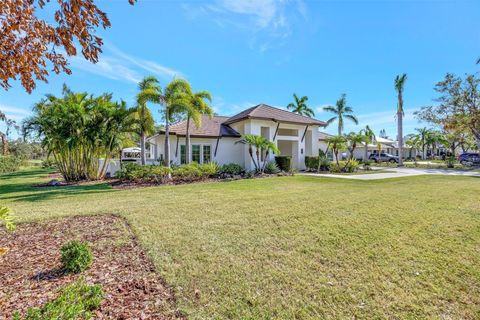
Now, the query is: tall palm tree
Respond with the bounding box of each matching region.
[323,94,358,136]
[360,125,375,161]
[135,77,157,165]
[394,73,407,166]
[185,89,214,164]
[286,94,315,118]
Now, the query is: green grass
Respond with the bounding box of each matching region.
[2,168,480,319]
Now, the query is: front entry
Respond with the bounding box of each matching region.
[277,140,299,169]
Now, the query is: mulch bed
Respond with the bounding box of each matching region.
[0,215,182,319]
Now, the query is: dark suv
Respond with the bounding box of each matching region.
[458,153,480,166]
[369,152,399,163]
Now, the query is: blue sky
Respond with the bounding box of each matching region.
[1,0,480,139]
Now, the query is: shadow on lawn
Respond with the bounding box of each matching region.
[0,169,116,202]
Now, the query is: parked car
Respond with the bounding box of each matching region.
[369,153,399,163]
[458,153,480,166]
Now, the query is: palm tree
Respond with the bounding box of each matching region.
[360,125,375,161]
[260,139,280,173]
[237,134,265,172]
[394,73,407,166]
[325,135,347,168]
[323,94,358,136]
[414,127,430,159]
[135,77,157,165]
[346,131,368,160]
[185,89,214,164]
[286,94,315,118]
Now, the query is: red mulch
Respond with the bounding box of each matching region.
[0,215,183,319]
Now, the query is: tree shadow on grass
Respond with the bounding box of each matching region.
[0,169,118,202]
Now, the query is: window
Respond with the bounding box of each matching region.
[180,145,186,164]
[192,145,201,163]
[203,145,211,163]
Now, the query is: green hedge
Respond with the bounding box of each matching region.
[275,156,291,172]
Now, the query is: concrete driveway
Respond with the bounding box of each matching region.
[300,167,480,180]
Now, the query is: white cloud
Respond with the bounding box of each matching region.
[67,45,183,84]
[184,0,308,52]
[0,105,31,116]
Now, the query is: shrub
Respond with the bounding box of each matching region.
[13,279,102,320]
[172,162,218,181]
[199,162,219,177]
[329,160,359,173]
[0,206,15,232]
[362,159,373,171]
[445,156,456,168]
[264,161,280,174]
[0,156,24,174]
[275,156,291,172]
[115,163,172,183]
[219,163,244,175]
[41,158,57,169]
[61,240,93,274]
[305,156,319,171]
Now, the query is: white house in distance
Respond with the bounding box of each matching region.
[145,104,326,171]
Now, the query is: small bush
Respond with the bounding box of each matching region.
[445,156,456,168]
[264,161,280,174]
[0,156,24,174]
[199,162,220,176]
[172,162,218,181]
[275,156,291,172]
[329,160,359,173]
[13,279,102,320]
[61,240,93,274]
[115,163,172,183]
[219,163,244,175]
[305,156,319,171]
[41,158,57,169]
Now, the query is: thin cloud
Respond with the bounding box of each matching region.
[183,0,308,52]
[67,45,183,84]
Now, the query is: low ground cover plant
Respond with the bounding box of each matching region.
[13,279,102,320]
[61,240,93,274]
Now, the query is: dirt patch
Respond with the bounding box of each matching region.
[0,215,182,319]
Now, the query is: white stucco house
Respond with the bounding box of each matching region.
[144,104,326,171]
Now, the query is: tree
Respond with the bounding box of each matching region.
[0,112,20,155]
[25,85,135,181]
[184,88,214,164]
[405,134,420,161]
[325,135,347,168]
[394,73,407,166]
[415,73,480,150]
[1,0,134,93]
[323,94,358,136]
[135,77,157,165]
[236,134,279,173]
[379,129,388,139]
[413,127,430,160]
[346,132,368,160]
[360,125,375,161]
[286,94,315,118]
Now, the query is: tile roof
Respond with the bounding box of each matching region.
[223,104,327,126]
[162,115,241,138]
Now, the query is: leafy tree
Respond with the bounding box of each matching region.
[415,73,480,150]
[413,127,430,160]
[25,85,135,181]
[405,134,421,161]
[135,77,157,165]
[286,94,315,118]
[1,0,134,93]
[360,125,375,160]
[394,73,407,166]
[325,135,347,168]
[323,94,358,135]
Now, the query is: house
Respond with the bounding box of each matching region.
[145,104,326,171]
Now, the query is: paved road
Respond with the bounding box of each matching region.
[300,167,480,180]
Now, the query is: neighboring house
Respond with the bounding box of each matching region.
[146,104,326,171]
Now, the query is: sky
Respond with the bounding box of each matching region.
[1,0,480,139]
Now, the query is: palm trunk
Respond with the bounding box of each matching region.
[256,149,261,172]
[185,116,191,164]
[248,146,257,170]
[261,150,270,173]
[164,109,171,168]
[364,143,368,161]
[397,112,403,166]
[140,129,146,165]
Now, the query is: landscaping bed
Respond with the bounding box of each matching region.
[0,215,181,319]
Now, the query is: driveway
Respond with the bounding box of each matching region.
[300,167,480,180]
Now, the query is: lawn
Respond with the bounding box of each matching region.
[2,168,480,319]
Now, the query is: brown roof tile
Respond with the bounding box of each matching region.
[162,115,241,138]
[223,104,326,126]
